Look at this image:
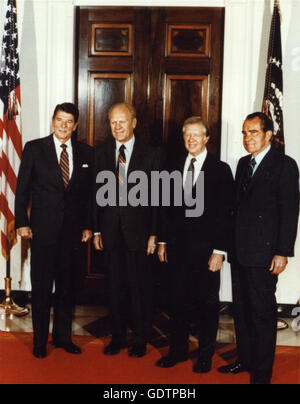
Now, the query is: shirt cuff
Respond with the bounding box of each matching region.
[213,249,225,255]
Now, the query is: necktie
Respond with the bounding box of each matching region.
[60,144,69,188]
[185,157,196,189]
[117,144,126,185]
[242,157,256,193]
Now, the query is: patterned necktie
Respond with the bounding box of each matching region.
[117,144,126,185]
[242,157,257,193]
[60,144,69,188]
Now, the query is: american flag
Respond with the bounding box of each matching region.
[262,0,285,153]
[0,0,22,260]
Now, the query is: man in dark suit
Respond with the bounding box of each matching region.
[218,112,299,384]
[93,103,161,358]
[156,117,235,373]
[15,103,93,358]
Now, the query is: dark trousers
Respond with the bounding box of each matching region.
[231,263,278,384]
[168,240,220,360]
[105,231,153,346]
[30,228,79,349]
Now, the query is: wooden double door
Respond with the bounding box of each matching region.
[75,6,224,302]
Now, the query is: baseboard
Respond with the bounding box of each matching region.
[0,292,298,318]
[220,302,299,319]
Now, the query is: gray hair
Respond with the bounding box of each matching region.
[182,116,210,136]
[108,103,137,120]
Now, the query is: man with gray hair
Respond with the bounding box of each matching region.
[93,102,161,358]
[156,116,234,373]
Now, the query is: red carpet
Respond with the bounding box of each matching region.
[0,332,299,384]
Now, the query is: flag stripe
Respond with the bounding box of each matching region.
[0,149,18,192]
[1,108,22,159]
[0,192,14,224]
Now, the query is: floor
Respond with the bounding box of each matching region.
[0,304,299,347]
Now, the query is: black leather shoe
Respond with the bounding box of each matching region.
[51,341,82,354]
[156,352,188,368]
[104,341,127,356]
[64,342,82,354]
[193,358,212,374]
[129,344,147,358]
[33,347,47,359]
[218,361,248,374]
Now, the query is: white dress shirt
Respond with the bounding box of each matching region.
[53,134,73,180]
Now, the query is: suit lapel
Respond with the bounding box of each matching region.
[42,135,65,190]
[237,148,274,199]
[245,148,274,194]
[236,155,252,199]
[67,137,80,190]
[127,138,146,175]
[179,152,188,175]
[197,152,216,190]
[107,139,117,174]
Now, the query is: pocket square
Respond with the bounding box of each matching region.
[82,164,89,168]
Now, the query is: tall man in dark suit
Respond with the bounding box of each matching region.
[218,112,299,384]
[93,103,161,358]
[15,103,93,358]
[156,117,235,373]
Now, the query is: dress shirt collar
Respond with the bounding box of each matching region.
[115,135,135,155]
[53,134,72,151]
[252,144,271,168]
[186,148,208,168]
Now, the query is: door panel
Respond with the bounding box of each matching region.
[88,73,132,146]
[165,75,209,143]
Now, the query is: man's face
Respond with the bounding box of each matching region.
[52,111,78,143]
[183,123,209,157]
[242,117,273,156]
[109,107,137,143]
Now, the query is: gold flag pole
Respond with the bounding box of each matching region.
[0,258,29,317]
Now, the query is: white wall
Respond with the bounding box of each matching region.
[0,0,299,304]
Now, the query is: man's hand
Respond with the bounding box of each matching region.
[269,255,288,275]
[147,236,157,255]
[82,230,92,243]
[17,227,33,240]
[158,244,168,263]
[208,253,224,272]
[93,234,104,251]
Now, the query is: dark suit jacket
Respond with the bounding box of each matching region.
[234,147,299,267]
[159,151,235,253]
[93,137,161,251]
[15,134,93,244]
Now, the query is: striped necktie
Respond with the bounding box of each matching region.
[60,144,69,188]
[117,144,126,185]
